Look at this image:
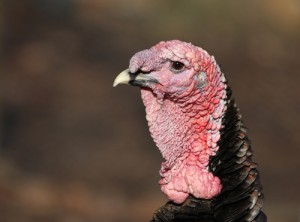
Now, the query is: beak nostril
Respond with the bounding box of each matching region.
[135,69,151,75]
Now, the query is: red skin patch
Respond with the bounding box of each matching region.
[131,40,227,204]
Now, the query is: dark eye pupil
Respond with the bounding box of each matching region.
[172,61,185,71]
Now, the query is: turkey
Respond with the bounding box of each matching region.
[113,40,267,222]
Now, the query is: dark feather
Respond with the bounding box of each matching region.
[150,87,266,222]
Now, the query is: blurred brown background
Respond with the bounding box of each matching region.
[0,0,300,221]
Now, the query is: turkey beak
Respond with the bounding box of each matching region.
[113,69,159,87]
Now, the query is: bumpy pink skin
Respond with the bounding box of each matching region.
[130,40,227,204]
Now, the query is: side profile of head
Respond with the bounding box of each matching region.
[114,40,227,204]
[114,40,225,102]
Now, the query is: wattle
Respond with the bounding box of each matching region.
[140,79,226,203]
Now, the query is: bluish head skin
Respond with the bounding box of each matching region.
[124,40,211,98]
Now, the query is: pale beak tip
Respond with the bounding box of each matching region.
[113,69,131,88]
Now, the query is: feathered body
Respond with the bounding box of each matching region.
[114,40,266,221]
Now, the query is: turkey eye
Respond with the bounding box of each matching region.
[171,61,185,72]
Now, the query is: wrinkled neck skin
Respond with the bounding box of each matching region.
[140,70,227,204]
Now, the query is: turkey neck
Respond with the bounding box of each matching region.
[140,85,227,203]
[141,88,224,166]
